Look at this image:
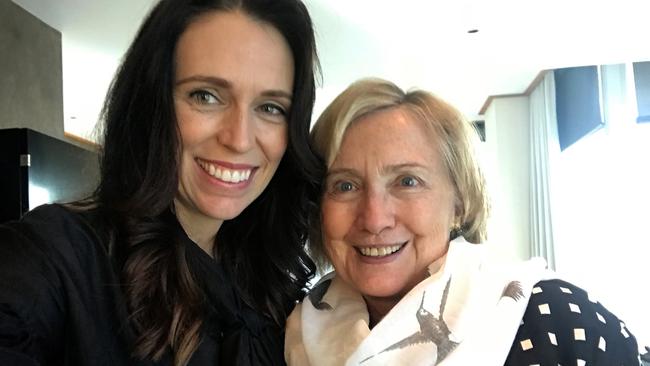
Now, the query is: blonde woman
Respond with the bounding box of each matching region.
[286,78,640,365]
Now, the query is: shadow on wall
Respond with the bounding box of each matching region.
[0,0,64,139]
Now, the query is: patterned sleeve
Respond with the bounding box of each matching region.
[504,279,640,366]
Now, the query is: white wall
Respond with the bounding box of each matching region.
[481,96,531,263]
[62,36,120,140]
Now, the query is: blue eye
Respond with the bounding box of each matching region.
[400,176,418,187]
[259,103,287,116]
[189,90,219,105]
[336,181,355,192]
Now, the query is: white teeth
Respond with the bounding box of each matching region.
[223,170,232,181]
[198,160,252,183]
[359,244,404,257]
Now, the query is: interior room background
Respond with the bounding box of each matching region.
[2,0,649,352]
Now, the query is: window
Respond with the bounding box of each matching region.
[554,66,603,150]
[633,61,650,123]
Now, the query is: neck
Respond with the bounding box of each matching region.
[362,262,444,329]
[362,246,451,328]
[364,295,401,329]
[173,199,222,257]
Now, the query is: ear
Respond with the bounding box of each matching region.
[453,196,463,225]
[449,201,464,240]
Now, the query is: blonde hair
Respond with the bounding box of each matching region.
[310,78,489,266]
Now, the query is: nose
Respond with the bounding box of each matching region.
[216,106,254,153]
[356,188,395,235]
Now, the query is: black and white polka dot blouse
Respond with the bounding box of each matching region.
[504,279,640,365]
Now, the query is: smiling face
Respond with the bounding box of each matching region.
[173,11,294,245]
[321,106,457,307]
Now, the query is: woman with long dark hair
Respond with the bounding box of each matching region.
[0,0,321,364]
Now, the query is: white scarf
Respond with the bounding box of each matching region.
[285,237,550,366]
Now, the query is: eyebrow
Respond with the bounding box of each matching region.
[326,167,357,178]
[175,75,292,101]
[381,163,427,173]
[327,163,428,177]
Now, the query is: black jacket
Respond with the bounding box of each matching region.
[0,204,285,365]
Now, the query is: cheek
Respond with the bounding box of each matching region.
[408,199,454,237]
[176,106,202,148]
[321,201,357,269]
[259,125,288,163]
[321,200,352,240]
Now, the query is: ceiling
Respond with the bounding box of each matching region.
[12,0,650,128]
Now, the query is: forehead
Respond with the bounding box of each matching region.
[174,10,294,85]
[332,106,445,170]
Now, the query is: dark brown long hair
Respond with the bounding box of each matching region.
[94,0,321,363]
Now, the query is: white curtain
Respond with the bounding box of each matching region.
[528,72,560,270]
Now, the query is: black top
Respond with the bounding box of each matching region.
[505,279,640,365]
[0,204,286,365]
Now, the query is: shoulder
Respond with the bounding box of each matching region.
[1,203,105,257]
[524,279,630,332]
[505,279,640,365]
[8,203,93,232]
[0,203,110,300]
[285,299,309,366]
[2,204,91,239]
[0,204,105,359]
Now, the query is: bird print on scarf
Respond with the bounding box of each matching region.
[501,281,524,301]
[360,277,459,365]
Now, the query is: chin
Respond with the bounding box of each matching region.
[200,204,246,222]
[359,281,408,300]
